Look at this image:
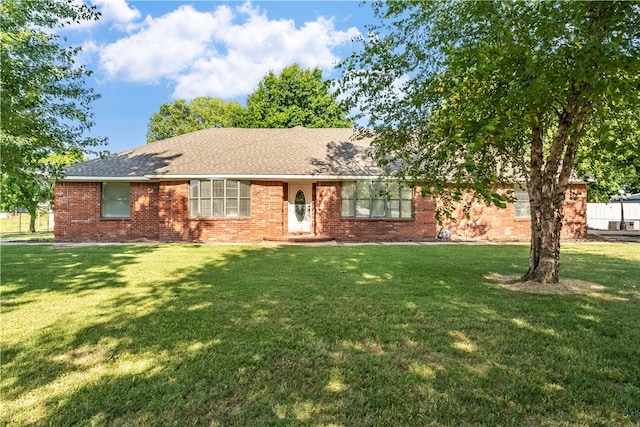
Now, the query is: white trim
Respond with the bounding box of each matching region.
[60,174,384,182]
[59,174,584,184]
[146,174,385,181]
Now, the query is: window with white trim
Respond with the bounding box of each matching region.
[514,183,530,219]
[102,182,130,218]
[341,181,412,218]
[189,180,251,218]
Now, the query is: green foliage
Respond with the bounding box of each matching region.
[0,135,81,231]
[146,97,246,142]
[245,63,352,128]
[0,0,104,230]
[340,1,640,207]
[575,112,640,201]
[0,0,105,170]
[146,64,352,141]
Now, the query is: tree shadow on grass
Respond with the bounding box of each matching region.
[1,245,163,407]
[2,244,639,426]
[0,245,160,313]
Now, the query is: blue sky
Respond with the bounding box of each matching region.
[62,1,378,155]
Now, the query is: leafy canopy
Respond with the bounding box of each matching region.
[1,0,104,173]
[147,97,246,143]
[1,0,103,230]
[340,0,640,207]
[146,64,352,142]
[575,117,639,202]
[245,63,352,128]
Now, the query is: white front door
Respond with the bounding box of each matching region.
[288,183,313,234]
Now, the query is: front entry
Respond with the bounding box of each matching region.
[288,183,313,234]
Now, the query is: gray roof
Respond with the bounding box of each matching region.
[63,127,381,180]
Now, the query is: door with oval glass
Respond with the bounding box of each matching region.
[288,183,313,233]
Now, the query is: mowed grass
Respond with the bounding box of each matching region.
[0,215,54,241]
[1,243,639,426]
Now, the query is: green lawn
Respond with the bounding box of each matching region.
[0,215,54,241]
[1,243,639,426]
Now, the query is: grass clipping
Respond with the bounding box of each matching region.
[486,273,606,295]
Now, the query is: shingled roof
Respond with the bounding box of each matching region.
[62,127,382,181]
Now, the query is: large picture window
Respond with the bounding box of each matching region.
[102,182,130,218]
[341,181,412,218]
[189,180,251,218]
[514,183,531,219]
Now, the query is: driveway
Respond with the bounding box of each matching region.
[586,229,640,243]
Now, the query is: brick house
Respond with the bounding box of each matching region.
[54,127,586,243]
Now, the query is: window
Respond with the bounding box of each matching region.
[341,180,412,218]
[102,182,130,218]
[514,183,530,219]
[189,180,250,218]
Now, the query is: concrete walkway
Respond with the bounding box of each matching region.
[1,229,638,246]
[586,229,640,243]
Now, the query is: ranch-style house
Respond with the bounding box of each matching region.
[54,127,587,243]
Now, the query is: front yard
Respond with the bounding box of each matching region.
[1,243,638,426]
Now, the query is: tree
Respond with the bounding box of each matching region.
[0,135,82,232]
[340,1,640,283]
[245,63,352,128]
[147,97,246,142]
[574,117,640,201]
[1,0,104,231]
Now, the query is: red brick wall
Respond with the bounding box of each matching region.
[54,180,586,243]
[439,183,587,241]
[315,182,438,242]
[157,181,286,243]
[54,181,160,241]
[56,180,286,243]
[559,183,588,239]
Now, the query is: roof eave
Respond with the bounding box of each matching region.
[146,174,384,181]
[58,174,585,184]
[57,174,386,182]
[58,176,150,182]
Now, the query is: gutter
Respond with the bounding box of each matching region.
[60,174,385,182]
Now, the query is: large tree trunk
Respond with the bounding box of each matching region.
[524,113,565,284]
[524,98,591,284]
[525,113,552,282]
[524,183,565,283]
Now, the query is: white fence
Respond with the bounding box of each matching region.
[587,203,640,230]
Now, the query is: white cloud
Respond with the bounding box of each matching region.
[92,0,140,26]
[96,2,360,100]
[63,0,140,30]
[99,5,230,83]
